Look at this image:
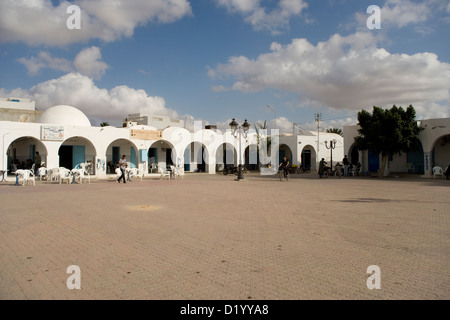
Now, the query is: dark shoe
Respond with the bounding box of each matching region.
[117,180,120,183]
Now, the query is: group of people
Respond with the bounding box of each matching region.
[10,151,42,172]
[318,155,361,178]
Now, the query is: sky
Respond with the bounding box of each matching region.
[0,0,449,133]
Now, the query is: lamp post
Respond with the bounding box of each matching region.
[229,118,250,180]
[267,105,276,130]
[324,139,337,168]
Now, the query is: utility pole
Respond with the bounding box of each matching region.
[315,113,322,153]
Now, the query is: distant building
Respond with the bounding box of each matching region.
[123,113,185,129]
[1,99,346,179]
[344,118,450,176]
[0,97,42,123]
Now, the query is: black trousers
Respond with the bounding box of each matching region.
[118,168,126,183]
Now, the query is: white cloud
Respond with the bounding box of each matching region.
[73,46,108,80]
[0,0,192,46]
[17,46,109,80]
[356,0,433,30]
[0,73,179,124]
[17,52,72,76]
[210,32,450,119]
[210,85,229,92]
[215,0,308,34]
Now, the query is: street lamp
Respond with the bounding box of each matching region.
[267,105,276,130]
[324,139,337,168]
[229,118,250,180]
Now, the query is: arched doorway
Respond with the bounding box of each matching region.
[349,144,360,165]
[184,141,209,173]
[407,142,424,174]
[106,139,139,174]
[6,136,48,174]
[148,140,176,173]
[279,144,293,165]
[431,134,450,169]
[215,143,237,172]
[245,144,259,171]
[301,145,316,171]
[59,136,97,173]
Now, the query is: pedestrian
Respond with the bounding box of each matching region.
[117,155,127,183]
[343,155,349,176]
[445,164,450,180]
[318,158,326,178]
[35,151,41,175]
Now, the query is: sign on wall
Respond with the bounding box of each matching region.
[41,125,64,141]
[130,129,162,140]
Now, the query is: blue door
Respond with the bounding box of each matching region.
[73,145,85,169]
[368,150,379,172]
[130,147,136,168]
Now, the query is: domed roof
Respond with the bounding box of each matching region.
[39,105,91,127]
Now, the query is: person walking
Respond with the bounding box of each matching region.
[34,151,42,176]
[117,155,127,184]
[343,155,349,176]
[318,158,327,178]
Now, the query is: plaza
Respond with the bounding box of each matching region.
[0,173,448,300]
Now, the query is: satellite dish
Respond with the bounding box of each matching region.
[18,114,29,122]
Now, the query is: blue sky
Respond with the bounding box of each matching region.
[0,0,449,132]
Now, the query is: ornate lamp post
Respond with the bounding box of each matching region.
[229,118,250,180]
[324,139,337,168]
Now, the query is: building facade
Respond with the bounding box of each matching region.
[1,103,344,179]
[344,118,450,176]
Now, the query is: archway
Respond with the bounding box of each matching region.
[349,144,360,165]
[59,136,97,173]
[184,141,209,173]
[215,143,237,172]
[106,139,139,174]
[148,140,176,173]
[301,145,316,171]
[279,144,292,165]
[6,136,48,174]
[245,144,259,171]
[407,141,424,174]
[431,134,450,170]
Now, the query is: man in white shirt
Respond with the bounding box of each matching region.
[117,155,127,184]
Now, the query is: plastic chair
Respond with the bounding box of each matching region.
[59,168,71,184]
[150,163,158,173]
[38,167,47,181]
[159,167,170,180]
[406,162,415,173]
[433,166,443,179]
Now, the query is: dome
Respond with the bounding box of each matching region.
[39,105,91,127]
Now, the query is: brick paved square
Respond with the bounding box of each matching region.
[0,173,449,299]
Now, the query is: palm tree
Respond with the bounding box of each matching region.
[255,121,271,168]
[326,128,343,136]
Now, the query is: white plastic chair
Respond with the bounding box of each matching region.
[150,163,158,173]
[59,168,71,184]
[38,167,47,181]
[433,166,443,179]
[79,163,90,184]
[130,168,143,181]
[159,167,170,180]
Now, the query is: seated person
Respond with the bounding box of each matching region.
[356,162,362,175]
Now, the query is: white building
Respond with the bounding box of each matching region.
[1,102,344,179]
[344,118,450,176]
